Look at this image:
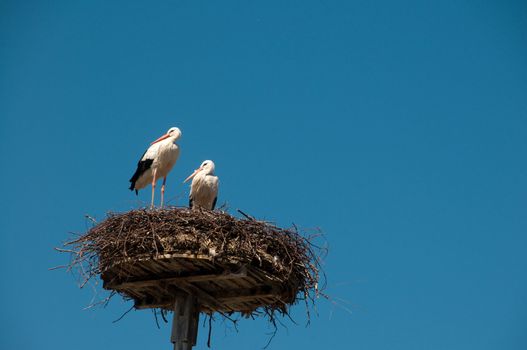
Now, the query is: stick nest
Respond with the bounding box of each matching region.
[63,207,325,323]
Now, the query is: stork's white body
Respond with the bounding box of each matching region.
[129,127,181,208]
[190,171,219,210]
[133,140,180,190]
[185,160,219,210]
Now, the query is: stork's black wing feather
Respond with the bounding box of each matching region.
[129,153,154,192]
[189,196,194,209]
[211,196,217,210]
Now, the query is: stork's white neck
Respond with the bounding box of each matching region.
[202,164,215,175]
[160,134,180,145]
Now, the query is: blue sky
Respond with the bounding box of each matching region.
[1,1,527,349]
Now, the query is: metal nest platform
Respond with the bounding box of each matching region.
[101,252,297,314]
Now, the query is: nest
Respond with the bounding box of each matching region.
[63,207,324,323]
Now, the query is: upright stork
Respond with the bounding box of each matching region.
[129,127,181,208]
[184,160,219,210]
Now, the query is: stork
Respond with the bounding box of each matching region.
[129,127,181,208]
[184,160,219,210]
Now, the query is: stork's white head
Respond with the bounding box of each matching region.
[167,127,182,139]
[200,160,215,175]
[184,160,216,183]
[151,127,182,145]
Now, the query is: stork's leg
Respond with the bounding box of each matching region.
[151,169,158,209]
[160,176,167,208]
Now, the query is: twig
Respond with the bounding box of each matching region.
[112,305,134,323]
[207,314,213,348]
[237,209,256,221]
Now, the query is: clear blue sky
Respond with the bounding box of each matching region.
[1,1,527,349]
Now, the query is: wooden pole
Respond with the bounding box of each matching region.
[171,294,200,350]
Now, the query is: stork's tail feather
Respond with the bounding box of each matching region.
[128,179,140,195]
[128,175,138,190]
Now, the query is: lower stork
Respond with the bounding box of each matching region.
[184,160,219,210]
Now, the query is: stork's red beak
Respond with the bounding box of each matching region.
[151,133,170,145]
[183,168,201,183]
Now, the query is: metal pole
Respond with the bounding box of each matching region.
[171,294,200,350]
